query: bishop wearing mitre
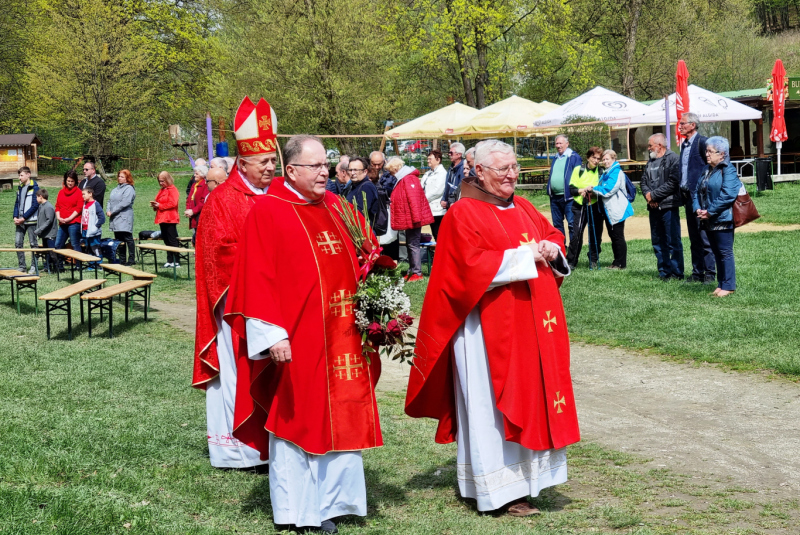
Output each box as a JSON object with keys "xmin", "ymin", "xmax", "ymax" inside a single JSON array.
[
  {"xmin": 192, "ymin": 96, "xmax": 279, "ymax": 468},
  {"xmin": 225, "ymin": 135, "xmax": 382, "ymax": 533},
  {"xmin": 405, "ymin": 139, "xmax": 580, "ymax": 517}
]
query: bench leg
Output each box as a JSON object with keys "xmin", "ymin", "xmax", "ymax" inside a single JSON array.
[
  {"xmin": 80, "ymin": 296, "xmax": 84, "ymax": 325},
  {"xmin": 10, "ymin": 279, "xmax": 15, "ymax": 307},
  {"xmin": 67, "ymin": 298, "xmax": 73, "ymax": 341},
  {"xmin": 108, "ymin": 299, "xmax": 113, "ymax": 338},
  {"xmin": 173, "ymin": 262, "xmax": 177, "ymax": 281},
  {"xmin": 34, "ymin": 284, "xmax": 38, "ymax": 315},
  {"xmin": 125, "ymin": 292, "xmax": 129, "ymax": 322},
  {"xmin": 15, "ymin": 282, "xmax": 20, "ymax": 315},
  {"xmin": 87, "ymin": 301, "xmax": 93, "ymax": 338},
  {"xmin": 145, "ymin": 286, "xmax": 149, "ymax": 321},
  {"xmin": 46, "ymin": 301, "xmax": 52, "ymax": 340},
  {"xmin": 187, "ymin": 254, "xmax": 192, "ymax": 280}
]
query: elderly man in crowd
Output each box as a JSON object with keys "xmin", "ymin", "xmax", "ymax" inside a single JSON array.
[
  {"xmin": 326, "ymin": 160, "xmax": 352, "ymax": 196},
  {"xmin": 406, "ymin": 139, "xmax": 579, "ymax": 518},
  {"xmin": 226, "ymin": 135, "xmax": 383, "ymax": 533},
  {"xmin": 440, "ymin": 142, "xmax": 465, "ymax": 209},
  {"xmin": 210, "ymin": 157, "xmax": 230, "ymax": 175},
  {"xmin": 679, "ymin": 112, "xmax": 714, "ymax": 283},
  {"xmin": 642, "ymin": 133, "xmax": 684, "ymax": 280},
  {"xmin": 192, "ymin": 96, "xmax": 278, "ymax": 470},
  {"xmin": 464, "ymin": 146, "xmax": 477, "ymax": 178},
  {"xmin": 547, "ymin": 134, "xmax": 582, "ymax": 244},
  {"xmin": 205, "ymin": 168, "xmax": 226, "ymax": 197},
  {"xmin": 79, "ymin": 161, "xmax": 106, "ymax": 207}
]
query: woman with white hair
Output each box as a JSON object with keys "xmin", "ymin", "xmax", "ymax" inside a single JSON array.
[
  {"xmin": 406, "ymin": 140, "xmax": 579, "ymax": 517},
  {"xmin": 388, "ymin": 157, "xmax": 433, "ymax": 282},
  {"xmin": 185, "ymin": 165, "xmax": 209, "ymax": 245},
  {"xmin": 420, "ymin": 149, "xmax": 447, "ymax": 239},
  {"xmin": 692, "ymin": 136, "xmax": 741, "ymax": 297},
  {"xmin": 588, "ymin": 149, "xmax": 633, "ymax": 269}
]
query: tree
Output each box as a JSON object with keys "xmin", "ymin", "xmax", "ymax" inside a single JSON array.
[{"xmin": 0, "ymin": 0, "xmax": 33, "ymax": 130}]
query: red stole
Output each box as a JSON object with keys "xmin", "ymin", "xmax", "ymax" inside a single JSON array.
[
  {"xmin": 405, "ymin": 196, "xmax": 580, "ymax": 451},
  {"xmin": 225, "ymin": 182, "xmax": 382, "ymax": 456}
]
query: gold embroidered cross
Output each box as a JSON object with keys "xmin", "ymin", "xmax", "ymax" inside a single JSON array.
[
  {"xmin": 258, "ymin": 115, "xmax": 272, "ymax": 130},
  {"xmin": 553, "ymin": 391, "xmax": 566, "ymax": 414},
  {"xmin": 329, "ymin": 289, "xmax": 354, "ymax": 317},
  {"xmin": 520, "ymin": 232, "xmax": 535, "ymax": 245},
  {"xmin": 333, "ymin": 353, "xmax": 364, "ymax": 381},
  {"xmin": 316, "ymin": 231, "xmax": 344, "ymax": 255},
  {"xmin": 542, "ymin": 310, "xmax": 557, "ymax": 332}
]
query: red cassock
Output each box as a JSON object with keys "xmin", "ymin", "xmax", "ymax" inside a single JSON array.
[
  {"xmin": 225, "ymin": 180, "xmax": 383, "ymax": 456},
  {"xmin": 405, "ymin": 194, "xmax": 581, "ymax": 451},
  {"xmin": 192, "ymin": 166, "xmax": 261, "ymax": 390}
]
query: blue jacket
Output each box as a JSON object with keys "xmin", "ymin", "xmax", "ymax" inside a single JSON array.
[
  {"xmin": 346, "ymin": 178, "xmax": 379, "ymax": 228},
  {"xmin": 692, "ymin": 162, "xmax": 741, "ymax": 226},
  {"xmin": 379, "ymin": 170, "xmax": 397, "ymax": 198},
  {"xmin": 594, "ymin": 162, "xmax": 634, "ymax": 225},
  {"xmin": 441, "ymin": 160, "xmax": 464, "ymax": 206},
  {"xmin": 680, "ymin": 134, "xmax": 708, "ymax": 194},
  {"xmin": 547, "ymin": 151, "xmax": 583, "ymax": 201},
  {"xmin": 326, "ymin": 179, "xmax": 352, "ymax": 196},
  {"xmin": 14, "ymin": 180, "xmax": 40, "ymax": 221}
]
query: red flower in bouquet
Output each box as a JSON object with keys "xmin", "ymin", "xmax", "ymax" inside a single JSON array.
[
  {"xmin": 375, "ymin": 255, "xmax": 398, "ymax": 270},
  {"xmin": 398, "ymin": 313, "xmax": 414, "ymax": 327},
  {"xmin": 367, "ymin": 322, "xmax": 386, "ymax": 345},
  {"xmin": 386, "ymin": 319, "xmax": 403, "ymax": 338}
]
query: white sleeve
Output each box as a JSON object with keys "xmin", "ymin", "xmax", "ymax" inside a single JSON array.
[
  {"xmin": 245, "ymin": 318, "xmax": 289, "ymax": 360},
  {"xmin": 488, "ymin": 245, "xmax": 539, "ymax": 289}
]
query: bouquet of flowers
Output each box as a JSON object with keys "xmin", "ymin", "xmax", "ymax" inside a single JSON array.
[{"xmin": 334, "ymin": 194, "xmax": 416, "ymax": 363}]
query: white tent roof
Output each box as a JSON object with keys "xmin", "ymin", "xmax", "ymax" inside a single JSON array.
[
  {"xmin": 636, "ymin": 84, "xmax": 762, "ymax": 125},
  {"xmin": 532, "ymin": 86, "xmax": 653, "ymax": 128}
]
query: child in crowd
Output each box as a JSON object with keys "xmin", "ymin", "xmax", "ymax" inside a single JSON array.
[
  {"xmin": 80, "ymin": 188, "xmax": 105, "ymax": 271},
  {"xmin": 34, "ymin": 189, "xmax": 58, "ymax": 272}
]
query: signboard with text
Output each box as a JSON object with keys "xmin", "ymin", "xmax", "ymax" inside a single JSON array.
[{"xmin": 789, "ymin": 77, "xmax": 800, "ymax": 99}]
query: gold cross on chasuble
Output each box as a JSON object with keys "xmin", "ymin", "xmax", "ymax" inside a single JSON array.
[
  {"xmin": 542, "ymin": 310, "xmax": 557, "ymax": 332},
  {"xmin": 316, "ymin": 231, "xmax": 344, "ymax": 255},
  {"xmin": 333, "ymin": 353, "xmax": 365, "ymax": 380},
  {"xmin": 553, "ymin": 391, "xmax": 566, "ymax": 413},
  {"xmin": 520, "ymin": 232, "xmax": 535, "ymax": 245},
  {"xmin": 329, "ymin": 289, "xmax": 354, "ymax": 317}
]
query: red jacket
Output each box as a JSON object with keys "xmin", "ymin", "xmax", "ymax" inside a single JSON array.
[
  {"xmin": 390, "ymin": 168, "xmax": 434, "ymax": 230},
  {"xmin": 187, "ymin": 179, "xmax": 209, "ymax": 229},
  {"xmin": 154, "ymin": 185, "xmax": 180, "ymax": 224},
  {"xmin": 55, "ymin": 185, "xmax": 83, "ymax": 224}
]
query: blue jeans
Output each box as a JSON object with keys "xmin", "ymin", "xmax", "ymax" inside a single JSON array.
[
  {"xmin": 684, "ymin": 202, "xmax": 715, "ymax": 280},
  {"xmin": 649, "ymin": 207, "xmax": 684, "ymax": 278},
  {"xmin": 82, "ymin": 234, "xmax": 102, "ymax": 267},
  {"xmin": 14, "ymin": 223, "xmax": 37, "ymax": 270},
  {"xmin": 55, "ymin": 223, "xmax": 81, "ymax": 269},
  {"xmin": 707, "ymin": 229, "xmax": 736, "ymax": 291},
  {"xmin": 549, "ymin": 195, "xmax": 574, "ymax": 244}
]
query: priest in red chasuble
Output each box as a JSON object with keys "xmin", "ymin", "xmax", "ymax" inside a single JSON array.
[
  {"xmin": 225, "ymin": 135, "xmax": 382, "ymax": 533},
  {"xmin": 192, "ymin": 96, "xmax": 278, "ymax": 469},
  {"xmin": 405, "ymin": 139, "xmax": 580, "ymax": 516}
]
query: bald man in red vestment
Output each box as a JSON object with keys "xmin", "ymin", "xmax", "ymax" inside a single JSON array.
[
  {"xmin": 192, "ymin": 96, "xmax": 278, "ymax": 468},
  {"xmin": 225, "ymin": 135, "xmax": 382, "ymax": 534},
  {"xmin": 405, "ymin": 139, "xmax": 580, "ymax": 517}
]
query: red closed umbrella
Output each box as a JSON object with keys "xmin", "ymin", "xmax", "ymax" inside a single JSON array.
[
  {"xmin": 675, "ymin": 60, "xmax": 690, "ymax": 145},
  {"xmin": 771, "ymin": 59, "xmax": 788, "ymax": 175}
]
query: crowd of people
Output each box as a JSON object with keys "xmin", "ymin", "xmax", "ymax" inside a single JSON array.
[{"xmin": 546, "ymin": 112, "xmax": 742, "ymax": 296}]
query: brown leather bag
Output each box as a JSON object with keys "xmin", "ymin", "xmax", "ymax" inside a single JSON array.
[{"xmin": 732, "ymin": 187, "xmax": 760, "ymax": 228}]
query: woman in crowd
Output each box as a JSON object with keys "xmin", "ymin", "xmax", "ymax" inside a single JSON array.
[
  {"xmin": 692, "ymin": 136, "xmax": 741, "ymax": 297},
  {"xmin": 151, "ymin": 171, "xmax": 181, "ymax": 268},
  {"xmin": 588, "ymin": 149, "xmax": 632, "ymax": 269},
  {"xmin": 185, "ymin": 165, "xmax": 209, "ymax": 245},
  {"xmin": 566, "ymin": 147, "xmax": 604, "ymax": 270},
  {"xmin": 380, "ymin": 157, "xmax": 406, "ymax": 261},
  {"xmin": 389, "ymin": 157, "xmax": 433, "ymax": 282},
  {"xmin": 54, "ymin": 170, "xmax": 83, "ymax": 270},
  {"xmin": 107, "ymin": 169, "xmax": 136, "ymax": 265},
  {"xmin": 420, "ymin": 149, "xmax": 447, "ymax": 240}
]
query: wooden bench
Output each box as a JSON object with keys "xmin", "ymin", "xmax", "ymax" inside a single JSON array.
[
  {"xmin": 0, "ymin": 269, "xmax": 41, "ymax": 314},
  {"xmin": 39, "ymin": 279, "xmax": 107, "ymax": 339},
  {"xmin": 138, "ymin": 236, "xmax": 192, "ymax": 248},
  {"xmin": 100, "ymin": 263, "xmax": 158, "ymax": 284},
  {"xmin": 81, "ymin": 279, "xmax": 152, "ymax": 338},
  {"xmin": 0, "ymin": 247, "xmax": 56, "ymax": 275},
  {"xmin": 54, "ymin": 249, "xmax": 102, "ymax": 282},
  {"xmin": 136, "ymin": 243, "xmax": 195, "ymax": 281}
]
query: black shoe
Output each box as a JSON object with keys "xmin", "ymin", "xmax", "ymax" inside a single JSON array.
[
  {"xmin": 685, "ymin": 275, "xmax": 703, "ymax": 283},
  {"xmin": 703, "ymin": 276, "xmax": 717, "ymax": 285},
  {"xmin": 320, "ymin": 520, "xmax": 338, "ymax": 534},
  {"xmin": 567, "ymin": 264, "xmax": 576, "ymax": 271},
  {"xmin": 589, "ymin": 262, "xmax": 598, "ymax": 269},
  {"xmin": 659, "ymin": 275, "xmax": 671, "ymax": 281}
]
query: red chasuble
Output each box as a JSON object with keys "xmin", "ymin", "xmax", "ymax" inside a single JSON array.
[
  {"xmin": 192, "ymin": 167, "xmax": 261, "ymax": 389},
  {"xmin": 225, "ymin": 180, "xmax": 383, "ymax": 456},
  {"xmin": 405, "ymin": 195, "xmax": 581, "ymax": 451}
]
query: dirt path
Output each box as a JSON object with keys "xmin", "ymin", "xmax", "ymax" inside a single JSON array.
[{"xmin": 153, "ymin": 293, "xmax": 800, "ymax": 500}]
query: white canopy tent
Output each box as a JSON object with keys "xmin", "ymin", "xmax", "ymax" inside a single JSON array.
[
  {"xmin": 449, "ymin": 95, "xmax": 560, "ymax": 137},
  {"xmin": 636, "ymin": 84, "xmax": 762, "ymax": 125},
  {"xmin": 532, "ymin": 86, "xmax": 654, "ymax": 128},
  {"xmin": 384, "ymin": 102, "xmax": 480, "ymax": 139}
]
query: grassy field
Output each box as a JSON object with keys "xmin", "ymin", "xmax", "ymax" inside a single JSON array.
[{"xmin": 1, "ymin": 309, "xmax": 797, "ymax": 534}]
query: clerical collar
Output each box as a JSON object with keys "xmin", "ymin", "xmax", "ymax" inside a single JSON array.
[
  {"xmin": 283, "ymin": 181, "xmax": 312, "ymax": 202},
  {"xmin": 244, "ymin": 178, "xmax": 268, "ymax": 195},
  {"xmin": 460, "ymin": 175, "xmax": 514, "ymax": 208}
]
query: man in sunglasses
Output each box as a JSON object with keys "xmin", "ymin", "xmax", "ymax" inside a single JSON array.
[
  {"xmin": 440, "ymin": 142, "xmax": 465, "ymax": 210},
  {"xmin": 79, "ymin": 161, "xmax": 106, "ymax": 207}
]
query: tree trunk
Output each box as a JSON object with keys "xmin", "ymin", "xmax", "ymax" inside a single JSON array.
[
  {"xmin": 475, "ymin": 29, "xmax": 488, "ymax": 109},
  {"xmin": 621, "ymin": 0, "xmax": 643, "ymax": 98},
  {"xmin": 454, "ymin": 31, "xmax": 476, "ymax": 107}
]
